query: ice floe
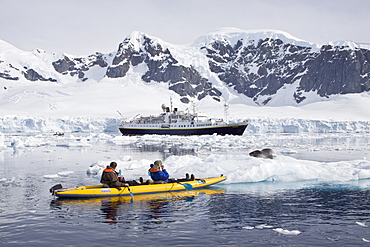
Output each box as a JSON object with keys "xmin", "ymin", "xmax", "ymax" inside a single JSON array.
[
  {"xmin": 356, "ymin": 222, "xmax": 368, "ymax": 227},
  {"xmin": 273, "ymin": 228, "xmax": 302, "ymax": 236}
]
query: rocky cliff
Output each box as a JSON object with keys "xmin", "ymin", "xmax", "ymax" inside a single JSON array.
[{"xmin": 1, "ymin": 29, "xmax": 369, "ymax": 105}]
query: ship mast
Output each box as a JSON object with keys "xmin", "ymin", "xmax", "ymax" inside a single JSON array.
[
  {"xmin": 192, "ymin": 101, "xmax": 196, "ymax": 115},
  {"xmin": 224, "ymin": 103, "xmax": 229, "ymax": 123},
  {"xmin": 191, "ymin": 101, "xmax": 197, "ymax": 121},
  {"xmin": 170, "ymin": 97, "xmax": 173, "ymax": 112}
]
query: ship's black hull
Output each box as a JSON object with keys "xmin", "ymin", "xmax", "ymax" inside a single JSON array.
[{"xmin": 119, "ymin": 124, "xmax": 248, "ymax": 136}]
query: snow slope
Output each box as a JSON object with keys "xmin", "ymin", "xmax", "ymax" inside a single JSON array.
[{"xmin": 0, "ymin": 73, "xmax": 370, "ymax": 134}]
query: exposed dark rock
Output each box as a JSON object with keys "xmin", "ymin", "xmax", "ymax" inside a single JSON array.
[
  {"xmin": 52, "ymin": 56, "xmax": 76, "ymax": 73},
  {"xmin": 0, "ymin": 72, "xmax": 19, "ymax": 80},
  {"xmin": 106, "ymin": 63, "xmax": 130, "ymax": 78},
  {"xmin": 107, "ymin": 34, "xmax": 222, "ymax": 101},
  {"xmin": 23, "ymin": 69, "xmax": 57, "ymax": 82},
  {"xmin": 52, "ymin": 53, "xmax": 108, "ymax": 81},
  {"xmin": 204, "ymin": 37, "xmax": 370, "ymax": 104},
  {"xmin": 299, "ymin": 48, "xmax": 370, "ymax": 96}
]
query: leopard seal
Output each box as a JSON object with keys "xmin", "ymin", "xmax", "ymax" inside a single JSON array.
[{"xmin": 249, "ymin": 148, "xmax": 276, "ymax": 159}]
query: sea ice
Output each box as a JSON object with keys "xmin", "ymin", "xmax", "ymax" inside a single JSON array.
[
  {"xmin": 356, "ymin": 222, "xmax": 368, "ymax": 227},
  {"xmin": 255, "ymin": 224, "xmax": 274, "ymax": 229},
  {"xmin": 57, "ymin": 171, "xmax": 74, "ymax": 177},
  {"xmin": 43, "ymin": 174, "xmax": 59, "ymax": 179},
  {"xmin": 273, "ymin": 228, "xmax": 302, "ymax": 236}
]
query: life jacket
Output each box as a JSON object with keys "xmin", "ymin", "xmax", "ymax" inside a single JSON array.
[
  {"xmin": 103, "ymin": 168, "xmax": 119, "ymax": 179},
  {"xmin": 149, "ymin": 167, "xmax": 160, "ymax": 173},
  {"xmin": 148, "ymin": 168, "xmax": 169, "ymax": 182},
  {"xmin": 148, "ymin": 163, "xmax": 160, "ymax": 175}
]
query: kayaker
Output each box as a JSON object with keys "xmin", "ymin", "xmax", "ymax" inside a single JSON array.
[
  {"xmin": 100, "ymin": 161, "xmax": 129, "ymax": 188},
  {"xmin": 148, "ymin": 160, "xmax": 170, "ymax": 183}
]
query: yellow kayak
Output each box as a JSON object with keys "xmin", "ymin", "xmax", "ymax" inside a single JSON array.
[
  {"xmin": 51, "ymin": 175, "xmax": 226, "ymax": 198},
  {"xmin": 54, "ymin": 189, "xmax": 226, "ymax": 205}
]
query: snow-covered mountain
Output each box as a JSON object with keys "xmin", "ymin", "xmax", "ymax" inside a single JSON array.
[
  {"xmin": 196, "ymin": 29, "xmax": 370, "ymax": 105},
  {"xmin": 1, "ymin": 28, "xmax": 370, "ymax": 134},
  {"xmin": 1, "ymin": 28, "xmax": 370, "ymax": 106}
]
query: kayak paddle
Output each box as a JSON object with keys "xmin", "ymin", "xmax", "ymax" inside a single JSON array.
[
  {"xmin": 127, "ymin": 186, "xmax": 134, "ymax": 199},
  {"xmin": 178, "ymin": 182, "xmax": 193, "ymax": 190}
]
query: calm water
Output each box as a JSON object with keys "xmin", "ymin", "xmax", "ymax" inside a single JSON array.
[{"xmin": 1, "ymin": 134, "xmax": 370, "ymax": 246}]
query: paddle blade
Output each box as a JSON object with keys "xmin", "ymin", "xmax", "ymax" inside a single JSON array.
[
  {"xmin": 181, "ymin": 183, "xmax": 193, "ymax": 190},
  {"xmin": 127, "ymin": 187, "xmax": 134, "ymax": 199}
]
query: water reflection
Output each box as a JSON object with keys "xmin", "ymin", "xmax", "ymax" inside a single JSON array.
[
  {"xmin": 130, "ymin": 143, "xmax": 197, "ymax": 160},
  {"xmin": 100, "ymin": 197, "xmax": 124, "ymax": 224},
  {"xmin": 50, "ymin": 189, "xmax": 225, "ymax": 224}
]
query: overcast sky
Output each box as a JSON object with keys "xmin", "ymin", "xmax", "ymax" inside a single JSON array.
[{"xmin": 1, "ymin": 0, "xmax": 369, "ymax": 55}]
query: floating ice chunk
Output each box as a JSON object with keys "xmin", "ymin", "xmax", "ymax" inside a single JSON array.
[
  {"xmin": 0, "ymin": 136, "xmax": 6, "ymax": 149},
  {"xmin": 273, "ymin": 228, "xmax": 301, "ymax": 236},
  {"xmin": 11, "ymin": 139, "xmax": 25, "ymax": 149},
  {"xmin": 57, "ymin": 171, "xmax": 74, "ymax": 177},
  {"xmin": 280, "ymin": 149, "xmax": 298, "ymax": 154},
  {"xmin": 0, "ymin": 178, "xmax": 7, "ymax": 183},
  {"xmin": 87, "ymin": 163, "xmax": 104, "ymax": 175},
  {"xmin": 356, "ymin": 222, "xmax": 368, "ymax": 227},
  {"xmin": 326, "ymin": 236, "xmax": 339, "ymax": 241},
  {"xmin": 43, "ymin": 174, "xmax": 59, "ymax": 179},
  {"xmin": 363, "ymin": 238, "xmax": 370, "ymax": 242},
  {"xmin": 255, "ymin": 224, "xmax": 274, "ymax": 229},
  {"xmin": 2, "ymin": 177, "xmax": 16, "ymax": 184},
  {"xmin": 86, "ymin": 158, "xmax": 143, "ymax": 176},
  {"xmin": 85, "ymin": 152, "xmax": 370, "ymax": 185},
  {"xmin": 66, "ymin": 140, "xmax": 93, "ymax": 147},
  {"xmin": 0, "ymin": 132, "xmax": 5, "ymax": 149},
  {"xmin": 242, "ymin": 226, "xmax": 254, "ymax": 230},
  {"xmin": 57, "ymin": 138, "xmax": 93, "ymax": 147},
  {"xmin": 121, "ymin": 155, "xmax": 132, "ymax": 161}
]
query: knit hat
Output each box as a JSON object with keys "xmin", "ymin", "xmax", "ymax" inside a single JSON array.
[{"xmin": 152, "ymin": 160, "xmax": 162, "ymax": 170}]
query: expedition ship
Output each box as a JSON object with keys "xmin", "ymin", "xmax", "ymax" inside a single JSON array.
[{"xmin": 118, "ymin": 103, "xmax": 248, "ymax": 136}]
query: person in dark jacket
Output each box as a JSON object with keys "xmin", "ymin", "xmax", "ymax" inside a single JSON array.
[
  {"xmin": 148, "ymin": 160, "xmax": 169, "ymax": 183},
  {"xmin": 100, "ymin": 161, "xmax": 129, "ymax": 188}
]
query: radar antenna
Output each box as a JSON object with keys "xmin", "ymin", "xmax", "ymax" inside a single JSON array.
[
  {"xmin": 161, "ymin": 104, "xmax": 167, "ymax": 112},
  {"xmin": 117, "ymin": 110, "xmax": 124, "ymax": 117}
]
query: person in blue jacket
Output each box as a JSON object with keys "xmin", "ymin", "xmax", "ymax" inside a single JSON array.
[{"xmin": 148, "ymin": 160, "xmax": 169, "ymax": 183}]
